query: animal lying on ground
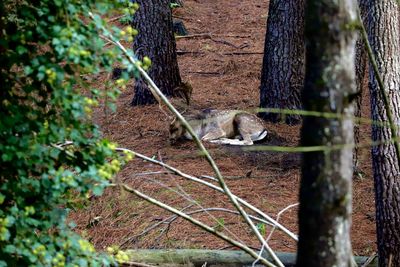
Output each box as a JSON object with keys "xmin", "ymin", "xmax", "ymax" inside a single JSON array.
[{"xmin": 169, "ymin": 109, "xmax": 268, "ymax": 145}]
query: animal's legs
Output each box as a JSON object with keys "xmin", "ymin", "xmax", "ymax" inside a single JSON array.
[
  {"xmin": 201, "ymin": 128, "xmax": 226, "ymax": 141},
  {"xmin": 209, "ymin": 138, "xmax": 251, "ymax": 145},
  {"xmin": 234, "ymin": 114, "xmax": 266, "ymax": 144}
]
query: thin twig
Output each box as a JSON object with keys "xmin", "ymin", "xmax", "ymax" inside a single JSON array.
[
  {"xmin": 133, "ymin": 171, "xmax": 171, "ymax": 177},
  {"xmin": 121, "ymin": 261, "xmax": 158, "ymax": 267},
  {"xmin": 221, "ymin": 51, "xmax": 263, "ymax": 55},
  {"xmin": 149, "ymin": 207, "xmax": 274, "ymax": 249},
  {"xmin": 120, "ymin": 205, "xmax": 194, "ymax": 248},
  {"xmin": 266, "ymin": 203, "xmax": 299, "ymax": 242},
  {"xmin": 187, "ymin": 71, "xmax": 221, "ymax": 75},
  {"xmin": 176, "ymin": 33, "xmax": 251, "ymax": 39},
  {"xmin": 361, "ymin": 253, "xmax": 377, "ymax": 267},
  {"xmin": 252, "ymin": 203, "xmax": 299, "ymax": 267},
  {"xmin": 176, "ymin": 33, "xmax": 213, "ymax": 39},
  {"xmin": 117, "ymin": 184, "xmax": 276, "ymax": 267},
  {"xmin": 116, "ymin": 147, "xmax": 298, "ymax": 242},
  {"xmin": 125, "ymin": 206, "xmax": 275, "ymax": 247},
  {"xmin": 108, "ymin": 14, "xmax": 126, "ymax": 23},
  {"xmin": 176, "ymin": 50, "xmax": 205, "ymax": 55},
  {"xmin": 135, "ymin": 173, "xmax": 247, "ymax": 245}
]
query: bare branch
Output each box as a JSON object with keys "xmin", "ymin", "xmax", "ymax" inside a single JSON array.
[
  {"xmin": 252, "ymin": 203, "xmax": 299, "ymax": 267},
  {"xmin": 266, "ymin": 203, "xmax": 299, "ymax": 242},
  {"xmin": 116, "ymin": 147, "xmax": 298, "ymax": 242},
  {"xmin": 116, "ymin": 183, "xmax": 277, "ymax": 267}
]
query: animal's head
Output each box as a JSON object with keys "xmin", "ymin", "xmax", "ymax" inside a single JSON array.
[{"xmin": 169, "ymin": 118, "xmax": 185, "ymax": 145}]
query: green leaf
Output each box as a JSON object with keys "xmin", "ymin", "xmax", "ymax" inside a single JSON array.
[{"xmin": 92, "ymin": 186, "xmax": 103, "ymax": 196}]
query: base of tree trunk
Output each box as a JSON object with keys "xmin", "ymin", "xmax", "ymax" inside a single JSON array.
[
  {"xmin": 259, "ymin": 112, "xmax": 302, "ymax": 126},
  {"xmin": 131, "ymin": 80, "xmax": 157, "ymax": 106}
]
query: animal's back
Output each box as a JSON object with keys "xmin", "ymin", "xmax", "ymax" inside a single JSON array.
[{"xmin": 170, "ymin": 109, "xmax": 267, "ymax": 145}]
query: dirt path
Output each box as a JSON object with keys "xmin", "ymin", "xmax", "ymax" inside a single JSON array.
[{"xmin": 70, "ymin": 0, "xmax": 376, "ymax": 255}]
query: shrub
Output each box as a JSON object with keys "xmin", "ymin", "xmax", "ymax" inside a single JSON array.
[{"xmin": 0, "ymin": 0, "xmax": 137, "ymax": 265}]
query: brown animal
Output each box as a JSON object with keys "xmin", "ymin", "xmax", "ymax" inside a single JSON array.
[{"xmin": 169, "ymin": 109, "xmax": 267, "ymax": 145}]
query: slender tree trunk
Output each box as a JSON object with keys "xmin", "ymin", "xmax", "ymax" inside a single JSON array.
[
  {"xmin": 364, "ymin": 0, "xmax": 400, "ymax": 265},
  {"xmin": 259, "ymin": 0, "xmax": 305, "ymax": 125},
  {"xmin": 131, "ymin": 0, "xmax": 182, "ymax": 106},
  {"xmin": 296, "ymin": 0, "xmax": 357, "ymax": 266},
  {"xmin": 353, "ymin": 1, "xmax": 368, "ymax": 174}
]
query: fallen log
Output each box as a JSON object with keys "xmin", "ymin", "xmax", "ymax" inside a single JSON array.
[{"xmin": 125, "ymin": 249, "xmax": 378, "ymax": 267}]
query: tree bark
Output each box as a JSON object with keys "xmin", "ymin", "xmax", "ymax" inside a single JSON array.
[
  {"xmin": 353, "ymin": 1, "xmax": 368, "ymax": 174},
  {"xmin": 363, "ymin": 0, "xmax": 400, "ymax": 265},
  {"xmin": 131, "ymin": 0, "xmax": 182, "ymax": 106},
  {"xmin": 259, "ymin": 0, "xmax": 305, "ymax": 125},
  {"xmin": 296, "ymin": 0, "xmax": 357, "ymax": 266}
]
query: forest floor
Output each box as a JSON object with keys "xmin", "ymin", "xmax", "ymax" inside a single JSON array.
[{"xmin": 70, "ymin": 0, "xmax": 377, "ymax": 257}]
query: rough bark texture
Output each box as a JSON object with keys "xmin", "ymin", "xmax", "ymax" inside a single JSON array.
[
  {"xmin": 353, "ymin": 1, "xmax": 368, "ymax": 173},
  {"xmin": 296, "ymin": 0, "xmax": 357, "ymax": 266},
  {"xmin": 259, "ymin": 0, "xmax": 305, "ymax": 125},
  {"xmin": 131, "ymin": 0, "xmax": 182, "ymax": 106},
  {"xmin": 364, "ymin": 0, "xmax": 400, "ymax": 266}
]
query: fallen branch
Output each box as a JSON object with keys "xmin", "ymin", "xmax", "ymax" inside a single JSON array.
[
  {"xmin": 124, "ymin": 249, "xmax": 378, "ymax": 267},
  {"xmin": 116, "ymin": 147, "xmax": 298, "ymax": 242},
  {"xmin": 187, "ymin": 71, "xmax": 221, "ymax": 75},
  {"xmin": 121, "ymin": 261, "xmax": 157, "ymax": 267},
  {"xmin": 175, "ymin": 33, "xmax": 214, "ymax": 39},
  {"xmin": 176, "ymin": 50, "xmax": 205, "ymax": 55},
  {"xmin": 120, "ymin": 205, "xmax": 194, "ymax": 248},
  {"xmin": 121, "ymin": 207, "xmax": 274, "ymax": 248},
  {"xmin": 221, "ymin": 51, "xmax": 264, "ymax": 55},
  {"xmin": 177, "ymin": 33, "xmax": 249, "ymax": 49},
  {"xmin": 176, "ymin": 33, "xmax": 251, "ymax": 39}
]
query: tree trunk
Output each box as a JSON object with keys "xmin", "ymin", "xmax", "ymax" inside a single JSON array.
[
  {"xmin": 353, "ymin": 1, "xmax": 368, "ymax": 174},
  {"xmin": 259, "ymin": 0, "xmax": 305, "ymax": 125},
  {"xmin": 364, "ymin": 0, "xmax": 400, "ymax": 265},
  {"xmin": 131, "ymin": 0, "xmax": 182, "ymax": 106},
  {"xmin": 296, "ymin": 0, "xmax": 357, "ymax": 266}
]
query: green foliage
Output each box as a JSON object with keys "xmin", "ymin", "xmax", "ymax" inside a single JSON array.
[
  {"xmin": 256, "ymin": 223, "xmax": 267, "ymax": 236},
  {"xmin": 213, "ymin": 218, "xmax": 225, "ymax": 232},
  {"xmin": 169, "ymin": 0, "xmax": 183, "ymax": 9},
  {"xmin": 118, "ymin": 15, "xmax": 132, "ymax": 25},
  {"xmin": 170, "ymin": 3, "xmax": 181, "ymax": 9},
  {"xmin": 0, "ymin": 0, "xmax": 138, "ymax": 265}
]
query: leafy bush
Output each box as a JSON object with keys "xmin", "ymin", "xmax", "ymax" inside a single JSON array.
[{"xmin": 0, "ymin": 0, "xmax": 138, "ymax": 265}]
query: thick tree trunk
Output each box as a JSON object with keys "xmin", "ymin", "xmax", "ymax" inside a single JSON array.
[
  {"xmin": 259, "ymin": 0, "xmax": 305, "ymax": 125},
  {"xmin": 353, "ymin": 2, "xmax": 368, "ymax": 174},
  {"xmin": 364, "ymin": 0, "xmax": 400, "ymax": 265},
  {"xmin": 296, "ymin": 0, "xmax": 357, "ymax": 266},
  {"xmin": 131, "ymin": 0, "xmax": 182, "ymax": 106}
]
